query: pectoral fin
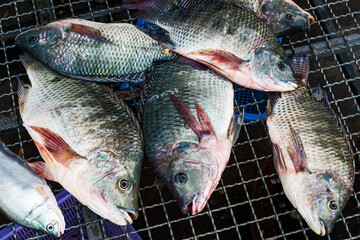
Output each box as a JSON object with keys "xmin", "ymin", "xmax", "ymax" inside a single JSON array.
[
  {"xmin": 169, "ymin": 93, "xmax": 217, "ymax": 141},
  {"xmin": 228, "ymin": 111, "xmax": 244, "ymax": 145},
  {"xmin": 16, "ymin": 75, "xmax": 31, "ymax": 115},
  {"xmin": 67, "ymin": 23, "xmax": 112, "ymax": 44},
  {"xmin": 287, "ymin": 125, "xmax": 308, "ymax": 173},
  {"xmin": 28, "ymin": 161, "xmax": 56, "ymax": 182},
  {"xmin": 29, "ymin": 126, "xmax": 84, "ymax": 167}
]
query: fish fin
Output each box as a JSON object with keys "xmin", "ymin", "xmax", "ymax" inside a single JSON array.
[
  {"xmin": 267, "ymin": 92, "xmax": 281, "ymax": 116},
  {"xmin": 136, "ymin": 27, "xmax": 174, "ymax": 48},
  {"xmin": 169, "ymin": 93, "xmax": 216, "ymax": 141},
  {"xmin": 27, "ymin": 161, "xmax": 56, "ymax": 182},
  {"xmin": 287, "ymin": 125, "xmax": 308, "ymax": 173},
  {"xmin": 288, "ymin": 53, "xmax": 309, "ymax": 84},
  {"xmin": 62, "ymin": 72, "xmax": 147, "ymax": 83},
  {"xmin": 16, "ymin": 75, "xmax": 31, "ymax": 115},
  {"xmin": 29, "ymin": 126, "xmax": 83, "ymax": 167},
  {"xmin": 272, "ymin": 143, "xmax": 287, "ymax": 173},
  {"xmin": 122, "ymin": 0, "xmax": 176, "ymax": 21},
  {"xmin": 228, "ymin": 111, "xmax": 244, "ymax": 145},
  {"xmin": 104, "ymin": 87, "xmax": 143, "ymax": 139},
  {"xmin": 19, "ymin": 53, "xmax": 36, "ymax": 70},
  {"xmin": 171, "ymin": 54, "xmax": 208, "ymax": 71},
  {"xmin": 66, "ymin": 23, "xmax": 112, "ymax": 44}
]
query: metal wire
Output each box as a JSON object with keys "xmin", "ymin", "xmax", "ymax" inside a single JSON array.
[{"xmin": 0, "ymin": 0, "xmax": 359, "ymax": 239}]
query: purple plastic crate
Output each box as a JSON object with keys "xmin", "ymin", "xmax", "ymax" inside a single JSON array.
[{"xmin": 0, "ymin": 190, "xmax": 141, "ymax": 240}]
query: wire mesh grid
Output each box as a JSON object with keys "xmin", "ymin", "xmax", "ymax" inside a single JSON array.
[{"xmin": 0, "ymin": 0, "xmax": 359, "ymax": 239}]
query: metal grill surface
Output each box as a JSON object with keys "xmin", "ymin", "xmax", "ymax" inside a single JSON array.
[{"xmin": 0, "ymin": 0, "xmax": 359, "ymax": 239}]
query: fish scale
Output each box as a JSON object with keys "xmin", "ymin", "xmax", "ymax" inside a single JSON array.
[{"xmin": 268, "ymin": 85, "xmax": 354, "ymax": 187}]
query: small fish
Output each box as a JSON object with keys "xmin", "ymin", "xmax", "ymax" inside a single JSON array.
[
  {"xmin": 142, "ymin": 61, "xmax": 243, "ymax": 214},
  {"xmin": 0, "ymin": 141, "xmax": 65, "ymax": 236},
  {"xmin": 266, "ymin": 54, "xmax": 355, "ymax": 235},
  {"xmin": 15, "ymin": 18, "xmax": 173, "ymax": 82},
  {"xmin": 182, "ymin": 0, "xmax": 315, "ymax": 36},
  {"xmin": 123, "ymin": 0, "xmax": 297, "ymax": 92},
  {"xmin": 18, "ymin": 53, "xmax": 143, "ymax": 225}
]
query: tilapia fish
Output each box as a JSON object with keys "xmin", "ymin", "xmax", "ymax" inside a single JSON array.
[
  {"xmin": 15, "ymin": 18, "xmax": 173, "ymax": 82},
  {"xmin": 123, "ymin": 0, "xmax": 297, "ymax": 91},
  {"xmin": 18, "ymin": 53, "xmax": 143, "ymax": 225},
  {"xmin": 181, "ymin": 0, "xmax": 314, "ymax": 36},
  {"xmin": 142, "ymin": 61, "xmax": 242, "ymax": 214},
  {"xmin": 0, "ymin": 141, "xmax": 65, "ymax": 236},
  {"xmin": 266, "ymin": 54, "xmax": 355, "ymax": 235}
]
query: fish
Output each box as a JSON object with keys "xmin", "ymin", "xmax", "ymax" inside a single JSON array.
[
  {"xmin": 176, "ymin": 0, "xmax": 315, "ymax": 36},
  {"xmin": 122, "ymin": 0, "xmax": 298, "ymax": 92},
  {"xmin": 15, "ymin": 18, "xmax": 174, "ymax": 82},
  {"xmin": 142, "ymin": 60, "xmax": 243, "ymax": 215},
  {"xmin": 18, "ymin": 53, "xmax": 143, "ymax": 225},
  {"xmin": 0, "ymin": 141, "xmax": 65, "ymax": 236},
  {"xmin": 266, "ymin": 54, "xmax": 355, "ymax": 235}
]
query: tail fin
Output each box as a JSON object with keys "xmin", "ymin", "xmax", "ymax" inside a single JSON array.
[{"xmin": 288, "ymin": 53, "xmax": 309, "ymax": 84}]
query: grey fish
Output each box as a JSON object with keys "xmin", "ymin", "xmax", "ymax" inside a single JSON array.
[
  {"xmin": 142, "ymin": 61, "xmax": 242, "ymax": 214},
  {"xmin": 0, "ymin": 141, "xmax": 65, "ymax": 236},
  {"xmin": 18, "ymin": 53, "xmax": 143, "ymax": 225},
  {"xmin": 122, "ymin": 0, "xmax": 297, "ymax": 92},
  {"xmin": 15, "ymin": 18, "xmax": 173, "ymax": 82},
  {"xmin": 266, "ymin": 54, "xmax": 355, "ymax": 235}
]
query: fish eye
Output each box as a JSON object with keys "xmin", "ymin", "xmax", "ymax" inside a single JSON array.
[
  {"xmin": 278, "ymin": 62, "xmax": 287, "ymax": 71},
  {"xmin": 328, "ymin": 200, "xmax": 338, "ymax": 211},
  {"xmin": 46, "ymin": 223, "xmax": 54, "ymax": 232},
  {"xmin": 118, "ymin": 178, "xmax": 131, "ymax": 191},
  {"xmin": 286, "ymin": 13, "xmax": 295, "ymax": 21},
  {"xmin": 28, "ymin": 35, "xmax": 39, "ymax": 43},
  {"xmin": 174, "ymin": 172, "xmax": 187, "ymax": 184}
]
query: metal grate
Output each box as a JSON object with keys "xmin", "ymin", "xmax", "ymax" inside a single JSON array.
[{"xmin": 0, "ymin": 0, "xmax": 360, "ymax": 239}]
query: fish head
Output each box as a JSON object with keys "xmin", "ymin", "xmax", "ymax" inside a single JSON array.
[
  {"xmin": 260, "ymin": 0, "xmax": 315, "ymax": 35},
  {"xmin": 15, "ymin": 22, "xmax": 62, "ymax": 62},
  {"xmin": 250, "ymin": 47, "xmax": 297, "ymax": 91},
  {"xmin": 77, "ymin": 150, "xmax": 140, "ymax": 225},
  {"xmin": 295, "ymin": 172, "xmax": 351, "ymax": 236},
  {"xmin": 156, "ymin": 142, "xmax": 219, "ymax": 215},
  {"xmin": 27, "ymin": 186, "xmax": 65, "ymax": 236}
]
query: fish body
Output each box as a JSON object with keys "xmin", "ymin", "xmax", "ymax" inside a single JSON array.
[
  {"xmin": 179, "ymin": 0, "xmax": 314, "ymax": 36},
  {"xmin": 18, "ymin": 54, "xmax": 143, "ymax": 225},
  {"xmin": 0, "ymin": 141, "xmax": 65, "ymax": 236},
  {"xmin": 266, "ymin": 54, "xmax": 354, "ymax": 235},
  {"xmin": 123, "ymin": 0, "xmax": 297, "ymax": 91},
  {"xmin": 142, "ymin": 61, "xmax": 241, "ymax": 214},
  {"xmin": 15, "ymin": 19, "xmax": 173, "ymax": 82}
]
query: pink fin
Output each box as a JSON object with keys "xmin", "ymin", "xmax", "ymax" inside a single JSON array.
[
  {"xmin": 172, "ymin": 54, "xmax": 208, "ymax": 71},
  {"xmin": 28, "ymin": 161, "xmax": 56, "ymax": 182},
  {"xmin": 169, "ymin": 93, "xmax": 216, "ymax": 141},
  {"xmin": 272, "ymin": 143, "xmax": 287, "ymax": 173},
  {"xmin": 30, "ymin": 126, "xmax": 83, "ymax": 167},
  {"xmin": 68, "ymin": 23, "xmax": 112, "ymax": 44},
  {"xmin": 288, "ymin": 54, "xmax": 309, "ymax": 84},
  {"xmin": 287, "ymin": 126, "xmax": 308, "ymax": 173}
]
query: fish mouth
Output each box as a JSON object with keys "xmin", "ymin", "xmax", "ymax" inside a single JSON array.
[
  {"xmin": 303, "ymin": 15, "xmax": 315, "ymax": 32},
  {"xmin": 182, "ymin": 194, "xmax": 198, "ymax": 215},
  {"xmin": 256, "ymin": 80, "xmax": 297, "ymax": 92},
  {"xmin": 116, "ymin": 206, "xmax": 138, "ymax": 225}
]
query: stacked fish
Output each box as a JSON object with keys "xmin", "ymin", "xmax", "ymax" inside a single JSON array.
[{"xmin": 0, "ymin": 0, "xmax": 353, "ymax": 237}]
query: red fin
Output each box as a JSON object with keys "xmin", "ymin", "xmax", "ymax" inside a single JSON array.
[
  {"xmin": 68, "ymin": 23, "xmax": 112, "ymax": 44},
  {"xmin": 169, "ymin": 93, "xmax": 216, "ymax": 140},
  {"xmin": 184, "ymin": 49, "xmax": 245, "ymax": 73},
  {"xmin": 287, "ymin": 125, "xmax": 308, "ymax": 173},
  {"xmin": 28, "ymin": 161, "xmax": 56, "ymax": 182},
  {"xmin": 272, "ymin": 143, "xmax": 287, "ymax": 173},
  {"xmin": 30, "ymin": 126, "xmax": 83, "ymax": 167},
  {"xmin": 288, "ymin": 53, "xmax": 309, "ymax": 84},
  {"xmin": 172, "ymin": 54, "xmax": 208, "ymax": 71}
]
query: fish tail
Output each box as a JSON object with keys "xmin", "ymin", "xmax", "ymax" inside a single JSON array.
[{"xmin": 288, "ymin": 53, "xmax": 309, "ymax": 84}]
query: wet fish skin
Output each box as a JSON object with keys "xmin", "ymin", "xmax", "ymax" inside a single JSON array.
[
  {"xmin": 15, "ymin": 18, "xmax": 173, "ymax": 82},
  {"xmin": 18, "ymin": 53, "xmax": 143, "ymax": 225},
  {"xmin": 123, "ymin": 0, "xmax": 297, "ymax": 92},
  {"xmin": 142, "ymin": 61, "xmax": 240, "ymax": 214},
  {"xmin": 0, "ymin": 141, "xmax": 65, "ymax": 236},
  {"xmin": 266, "ymin": 54, "xmax": 354, "ymax": 236}
]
